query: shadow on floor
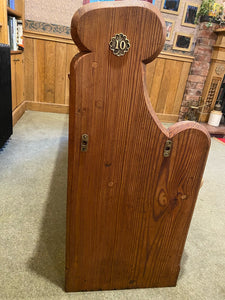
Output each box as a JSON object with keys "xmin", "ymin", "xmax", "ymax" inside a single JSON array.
[
  {"xmin": 178, "ymin": 251, "xmax": 188, "ymax": 280},
  {"xmin": 28, "ymin": 132, "xmax": 68, "ymax": 289}
]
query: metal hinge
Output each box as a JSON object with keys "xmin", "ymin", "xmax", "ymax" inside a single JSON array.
[
  {"xmin": 164, "ymin": 139, "xmax": 173, "ymax": 157},
  {"xmin": 81, "ymin": 134, "xmax": 89, "ymax": 152}
]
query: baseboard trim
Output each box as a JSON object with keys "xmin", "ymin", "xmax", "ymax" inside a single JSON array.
[
  {"xmin": 12, "ymin": 101, "xmax": 26, "ymax": 126},
  {"xmin": 26, "ymin": 101, "xmax": 69, "ymax": 114},
  {"xmin": 12, "ymin": 101, "xmax": 69, "ymax": 126},
  {"xmin": 156, "ymin": 113, "xmax": 178, "ymax": 123},
  {"xmin": 13, "ymin": 101, "xmax": 178, "ymax": 126},
  {"xmin": 26, "ymin": 103, "xmax": 177, "ymax": 122}
]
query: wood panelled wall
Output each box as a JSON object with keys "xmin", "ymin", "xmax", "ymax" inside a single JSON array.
[
  {"xmin": 146, "ymin": 53, "xmax": 192, "ymax": 122},
  {"xmin": 24, "ymin": 31, "xmax": 193, "ymax": 122},
  {"xmin": 24, "ymin": 31, "xmax": 78, "ymax": 111}
]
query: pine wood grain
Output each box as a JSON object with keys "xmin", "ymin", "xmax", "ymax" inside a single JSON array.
[
  {"xmin": 11, "ymin": 54, "xmax": 24, "ymax": 110},
  {"xmin": 173, "ymin": 62, "xmax": 191, "ymax": 115},
  {"xmin": 146, "ymin": 60, "xmax": 157, "ymax": 97},
  {"xmin": 24, "ymin": 34, "xmax": 77, "ymax": 104},
  {"xmin": 25, "ymin": 101, "xmax": 69, "ymax": 114},
  {"xmin": 156, "ymin": 59, "xmax": 174, "ymax": 113},
  {"xmin": 164, "ymin": 60, "xmax": 183, "ymax": 114},
  {"xmin": 44, "ymin": 41, "xmax": 55, "ymax": 103},
  {"xmin": 148, "ymin": 58, "xmax": 166, "ymax": 110},
  {"xmin": 24, "ymin": 38, "xmax": 34, "ymax": 101},
  {"xmin": 23, "ymin": 32, "xmax": 191, "ymax": 121},
  {"xmin": 35, "ymin": 39, "xmax": 45, "ymax": 102},
  {"xmin": 55, "ymin": 43, "xmax": 67, "ymax": 104},
  {"xmin": 10, "ymin": 56, "xmax": 17, "ymax": 110},
  {"xmin": 15, "ymin": 54, "xmax": 24, "ymax": 106},
  {"xmin": 66, "ymin": 1, "xmax": 210, "ymax": 292}
]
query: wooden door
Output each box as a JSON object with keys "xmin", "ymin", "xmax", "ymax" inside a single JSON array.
[{"xmin": 66, "ymin": 1, "xmax": 210, "ymax": 292}]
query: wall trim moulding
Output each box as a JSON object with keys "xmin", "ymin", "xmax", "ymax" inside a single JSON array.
[
  {"xmin": 159, "ymin": 51, "xmax": 194, "ymax": 63},
  {"xmin": 23, "ymin": 30, "xmax": 74, "ymax": 44},
  {"xmin": 25, "ymin": 20, "xmax": 70, "ymax": 37},
  {"xmin": 25, "ymin": 19, "xmax": 194, "ymax": 56},
  {"xmin": 23, "ymin": 29, "xmax": 194, "ymax": 62}
]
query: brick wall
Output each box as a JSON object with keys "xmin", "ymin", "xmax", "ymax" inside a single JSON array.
[{"xmin": 179, "ymin": 22, "xmax": 218, "ymax": 120}]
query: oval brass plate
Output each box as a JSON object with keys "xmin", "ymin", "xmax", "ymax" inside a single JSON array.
[{"xmin": 109, "ymin": 33, "xmax": 130, "ymax": 57}]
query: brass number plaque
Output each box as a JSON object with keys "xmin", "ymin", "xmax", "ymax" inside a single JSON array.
[{"xmin": 109, "ymin": 33, "xmax": 130, "ymax": 57}]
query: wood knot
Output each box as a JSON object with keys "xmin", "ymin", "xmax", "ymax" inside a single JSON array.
[
  {"xmin": 108, "ymin": 181, "xmax": 114, "ymax": 187},
  {"xmin": 92, "ymin": 62, "xmax": 98, "ymax": 68},
  {"xmin": 105, "ymin": 162, "xmax": 112, "ymax": 167},
  {"xmin": 158, "ymin": 190, "xmax": 168, "ymax": 207},
  {"xmin": 95, "ymin": 100, "xmax": 104, "ymax": 109}
]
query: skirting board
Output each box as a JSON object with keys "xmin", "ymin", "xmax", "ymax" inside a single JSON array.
[
  {"xmin": 26, "ymin": 101, "xmax": 69, "ymax": 114},
  {"xmin": 12, "ymin": 101, "xmax": 27, "ymax": 126},
  {"xmin": 156, "ymin": 113, "xmax": 178, "ymax": 123},
  {"xmin": 12, "ymin": 101, "xmax": 69, "ymax": 126},
  {"xmin": 12, "ymin": 101, "xmax": 177, "ymax": 126}
]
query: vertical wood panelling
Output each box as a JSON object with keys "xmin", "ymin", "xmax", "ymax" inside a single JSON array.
[
  {"xmin": 33, "ymin": 40, "xmax": 37, "ymax": 102},
  {"xmin": 155, "ymin": 59, "xmax": 173, "ymax": 113},
  {"xmin": 35, "ymin": 39, "xmax": 45, "ymax": 102},
  {"xmin": 44, "ymin": 41, "xmax": 56, "ymax": 103},
  {"xmin": 146, "ymin": 59, "xmax": 156, "ymax": 97},
  {"xmin": 24, "ymin": 38, "xmax": 34, "ymax": 101},
  {"xmin": 172, "ymin": 62, "xmax": 191, "ymax": 115},
  {"xmin": 24, "ymin": 34, "xmax": 77, "ymax": 105},
  {"xmin": 55, "ymin": 43, "xmax": 67, "ymax": 104},
  {"xmin": 146, "ymin": 58, "xmax": 191, "ymax": 119},
  {"xmin": 163, "ymin": 61, "xmax": 183, "ymax": 114},
  {"xmin": 147, "ymin": 58, "xmax": 166, "ymax": 110},
  {"xmin": 23, "ymin": 33, "xmax": 192, "ymax": 122}
]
